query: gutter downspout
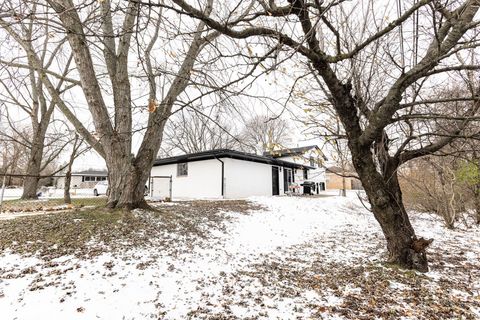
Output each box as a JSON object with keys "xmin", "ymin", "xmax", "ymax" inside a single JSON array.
[{"xmin": 214, "ymin": 157, "xmax": 225, "ymax": 198}]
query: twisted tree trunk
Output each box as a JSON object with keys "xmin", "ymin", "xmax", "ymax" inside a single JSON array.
[
  {"xmin": 350, "ymin": 141, "xmax": 430, "ymax": 271},
  {"xmin": 105, "ymin": 155, "xmax": 150, "ymax": 209}
]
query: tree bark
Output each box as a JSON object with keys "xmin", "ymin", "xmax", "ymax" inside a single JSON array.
[
  {"xmin": 106, "ymin": 158, "xmax": 150, "ymax": 210},
  {"xmin": 21, "ymin": 127, "xmax": 46, "ymax": 200},
  {"xmin": 350, "ymin": 145, "xmax": 430, "ymax": 271}
]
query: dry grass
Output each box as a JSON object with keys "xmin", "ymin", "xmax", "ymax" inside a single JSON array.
[
  {"xmin": 0, "ymin": 200, "xmax": 261, "ymax": 260},
  {"xmin": 1, "ymin": 197, "xmax": 107, "ymax": 213}
]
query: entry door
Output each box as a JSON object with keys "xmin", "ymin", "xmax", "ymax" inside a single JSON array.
[{"xmin": 272, "ymin": 167, "xmax": 279, "ymax": 195}]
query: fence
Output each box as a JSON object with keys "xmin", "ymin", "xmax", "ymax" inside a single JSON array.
[
  {"xmin": 149, "ymin": 175, "xmax": 172, "ymax": 201},
  {"xmin": 0, "ymin": 173, "xmax": 107, "ymax": 214}
]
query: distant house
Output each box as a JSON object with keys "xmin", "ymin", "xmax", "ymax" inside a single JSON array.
[
  {"xmin": 56, "ymin": 169, "xmax": 108, "ymax": 189},
  {"xmin": 264, "ymin": 145, "xmax": 328, "ymax": 193},
  {"xmin": 325, "ymin": 166, "xmax": 363, "ymax": 190},
  {"xmin": 150, "ymin": 149, "xmax": 315, "ymax": 200}
]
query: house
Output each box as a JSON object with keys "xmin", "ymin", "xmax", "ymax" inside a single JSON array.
[
  {"xmin": 264, "ymin": 145, "xmax": 328, "ymax": 193},
  {"xmin": 55, "ymin": 169, "xmax": 108, "ymax": 189},
  {"xmin": 150, "ymin": 149, "xmax": 315, "ymax": 200},
  {"xmin": 325, "ymin": 166, "xmax": 363, "ymax": 190}
]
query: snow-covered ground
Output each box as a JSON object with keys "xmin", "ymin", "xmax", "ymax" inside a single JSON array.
[
  {"xmin": 1, "ymin": 187, "xmax": 96, "ymax": 201},
  {"xmin": 0, "ymin": 195, "xmax": 479, "ymax": 319}
]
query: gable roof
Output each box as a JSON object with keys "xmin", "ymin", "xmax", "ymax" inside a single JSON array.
[
  {"xmin": 154, "ymin": 149, "xmax": 314, "ymax": 169},
  {"xmin": 264, "ymin": 145, "xmax": 327, "ymax": 160}
]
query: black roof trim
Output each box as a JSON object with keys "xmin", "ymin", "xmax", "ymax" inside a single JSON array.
[{"xmin": 154, "ymin": 149, "xmax": 314, "ymax": 169}]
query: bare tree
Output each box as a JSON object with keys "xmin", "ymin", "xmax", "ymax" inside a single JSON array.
[
  {"xmin": 0, "ymin": 0, "xmax": 226, "ymax": 209},
  {"xmin": 239, "ymin": 114, "xmax": 292, "ymax": 154},
  {"xmin": 302, "ymin": 106, "xmax": 352, "ymax": 196},
  {"xmin": 451, "ymin": 138, "xmax": 480, "ymax": 224},
  {"xmin": 161, "ymin": 108, "xmax": 241, "ymax": 155},
  {"xmin": 0, "ymin": 127, "xmax": 30, "ymax": 185},
  {"xmin": 166, "ymin": 0, "xmax": 480, "ymax": 271},
  {"xmin": 0, "ymin": 32, "xmax": 74, "ymax": 199}
]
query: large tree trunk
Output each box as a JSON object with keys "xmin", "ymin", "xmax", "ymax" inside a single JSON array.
[
  {"xmin": 21, "ymin": 133, "xmax": 45, "ymax": 200},
  {"xmin": 106, "ymin": 163, "xmax": 150, "ymax": 210},
  {"xmin": 350, "ymin": 146, "xmax": 430, "ymax": 272},
  {"xmin": 105, "ymin": 152, "xmax": 151, "ymax": 210},
  {"xmin": 105, "ymin": 119, "xmax": 169, "ymax": 209}
]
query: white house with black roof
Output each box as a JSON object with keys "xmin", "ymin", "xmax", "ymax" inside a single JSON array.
[
  {"xmin": 55, "ymin": 169, "xmax": 108, "ymax": 189},
  {"xmin": 150, "ymin": 149, "xmax": 316, "ymax": 200}
]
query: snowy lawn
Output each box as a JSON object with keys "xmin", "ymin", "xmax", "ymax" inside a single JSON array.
[{"xmin": 0, "ymin": 196, "xmax": 479, "ymax": 319}]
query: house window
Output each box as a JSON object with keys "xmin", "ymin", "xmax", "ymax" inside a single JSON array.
[
  {"xmin": 303, "ymin": 169, "xmax": 308, "ymax": 180},
  {"xmin": 177, "ymin": 162, "xmax": 188, "ymax": 176},
  {"xmin": 309, "ymin": 157, "xmax": 315, "ymax": 167}
]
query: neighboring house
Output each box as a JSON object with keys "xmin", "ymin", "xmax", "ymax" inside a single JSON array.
[
  {"xmin": 150, "ymin": 149, "xmax": 314, "ymax": 200},
  {"xmin": 56, "ymin": 169, "xmax": 108, "ymax": 189},
  {"xmin": 325, "ymin": 166, "xmax": 363, "ymax": 190},
  {"xmin": 264, "ymin": 145, "xmax": 328, "ymax": 193}
]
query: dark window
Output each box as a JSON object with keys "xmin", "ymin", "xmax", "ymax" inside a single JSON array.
[
  {"xmin": 177, "ymin": 162, "xmax": 188, "ymax": 176},
  {"xmin": 303, "ymin": 169, "xmax": 308, "ymax": 180},
  {"xmin": 309, "ymin": 157, "xmax": 315, "ymax": 167},
  {"xmin": 272, "ymin": 167, "xmax": 279, "ymax": 195}
]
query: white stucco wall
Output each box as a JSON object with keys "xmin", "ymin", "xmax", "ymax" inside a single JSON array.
[
  {"xmin": 151, "ymin": 157, "xmax": 291, "ymax": 200},
  {"xmin": 151, "ymin": 159, "xmax": 222, "ymax": 200},
  {"xmin": 222, "ymin": 158, "xmax": 281, "ymax": 198}
]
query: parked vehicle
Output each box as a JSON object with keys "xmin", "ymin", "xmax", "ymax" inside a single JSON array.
[
  {"xmin": 93, "ymin": 181, "xmax": 149, "ymax": 197},
  {"xmin": 93, "ymin": 181, "xmax": 108, "ymax": 196}
]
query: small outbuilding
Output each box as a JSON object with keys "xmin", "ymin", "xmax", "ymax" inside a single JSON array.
[{"xmin": 150, "ymin": 149, "xmax": 314, "ymax": 200}]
